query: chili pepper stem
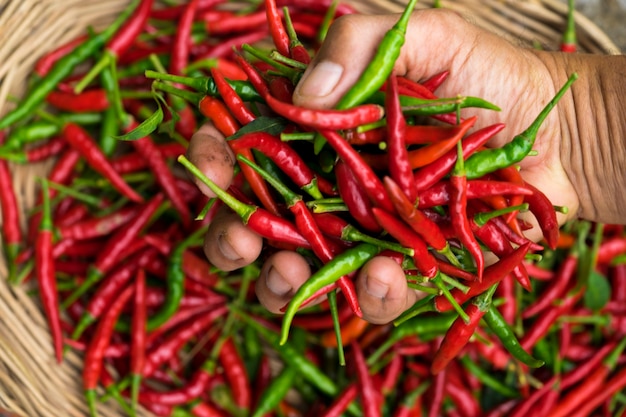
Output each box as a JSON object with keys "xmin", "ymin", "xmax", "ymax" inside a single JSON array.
[
  {"xmin": 178, "ymin": 155, "xmax": 256, "ymax": 222},
  {"xmin": 85, "ymin": 389, "xmax": 98, "ymax": 417},
  {"xmin": 433, "ymin": 274, "xmax": 470, "ymax": 323}
]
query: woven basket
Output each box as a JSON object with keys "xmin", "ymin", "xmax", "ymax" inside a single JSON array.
[{"xmin": 0, "ymin": 1, "xmax": 620, "ymax": 416}]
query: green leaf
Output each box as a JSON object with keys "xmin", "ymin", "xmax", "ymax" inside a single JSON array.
[
  {"xmin": 114, "ymin": 105, "xmax": 163, "ymax": 141},
  {"xmin": 583, "ymin": 270, "xmax": 611, "ymax": 311},
  {"xmin": 226, "ymin": 116, "xmax": 288, "ymax": 140}
]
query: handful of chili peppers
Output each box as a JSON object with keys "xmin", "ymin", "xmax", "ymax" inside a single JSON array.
[{"xmin": 1, "ymin": 0, "xmax": 626, "ymax": 416}]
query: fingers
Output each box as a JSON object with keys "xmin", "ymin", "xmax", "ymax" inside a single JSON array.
[
  {"xmin": 255, "ymin": 253, "xmax": 418, "ymax": 323},
  {"xmin": 203, "ymin": 208, "xmax": 263, "ymax": 271},
  {"xmin": 292, "ymin": 9, "xmax": 479, "ymax": 110},
  {"xmin": 185, "ymin": 122, "xmax": 236, "ymax": 198},
  {"xmin": 255, "ymin": 251, "xmax": 312, "ymax": 314},
  {"xmin": 354, "ymin": 256, "xmax": 419, "ymax": 324}
]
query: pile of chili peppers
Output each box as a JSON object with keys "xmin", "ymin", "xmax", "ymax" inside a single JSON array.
[{"xmin": 0, "ymin": 0, "xmax": 625, "ymax": 416}]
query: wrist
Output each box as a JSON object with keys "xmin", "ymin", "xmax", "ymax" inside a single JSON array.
[{"xmin": 537, "ymin": 52, "xmax": 626, "ymax": 224}]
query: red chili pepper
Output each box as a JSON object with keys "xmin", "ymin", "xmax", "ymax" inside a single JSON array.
[
  {"xmin": 34, "ymin": 180, "xmax": 63, "ymax": 363},
  {"xmin": 83, "ymin": 284, "xmax": 134, "ymax": 417},
  {"xmin": 149, "ymin": 0, "xmax": 224, "ymax": 19},
  {"xmin": 372, "ymin": 207, "xmax": 438, "ymax": 278},
  {"xmin": 130, "ymin": 268, "xmax": 147, "ymax": 413},
  {"xmin": 509, "ymin": 376, "xmax": 559, "ymax": 417},
  {"xmin": 198, "ymin": 95, "xmax": 241, "ymax": 136},
  {"xmin": 597, "ymin": 236, "xmax": 626, "ymax": 264},
  {"xmin": 75, "ymin": 0, "xmax": 154, "ymax": 93},
  {"xmin": 450, "ymin": 142, "xmax": 484, "ymax": 281},
  {"xmin": 142, "ymin": 304, "xmax": 228, "ymax": 378},
  {"xmin": 63, "ymin": 194, "xmax": 164, "ymax": 309},
  {"xmin": 395, "ymin": 76, "xmax": 437, "ymax": 100},
  {"xmin": 266, "ymin": 93, "xmax": 384, "ymax": 130},
  {"xmin": 428, "ymin": 367, "xmax": 447, "ymax": 417},
  {"xmin": 209, "ymin": 67, "xmax": 256, "ymax": 125},
  {"xmin": 351, "ymin": 342, "xmax": 381, "ymax": 417},
  {"xmin": 523, "ymin": 181, "xmax": 560, "ymax": 249},
  {"xmin": 229, "ymin": 132, "xmax": 332, "ymax": 199},
  {"xmin": 434, "ymin": 242, "xmax": 531, "ymax": 312},
  {"xmin": 58, "ymin": 205, "xmax": 139, "ymax": 241},
  {"xmin": 139, "ymin": 368, "xmax": 212, "ymax": 405},
  {"xmin": 219, "ymin": 337, "xmax": 251, "ymax": 411},
  {"xmin": 413, "ymin": 123, "xmax": 505, "ymax": 192},
  {"xmin": 34, "ymin": 34, "xmax": 89, "ymax": 77},
  {"xmin": 403, "ymin": 123, "xmax": 467, "ymax": 145},
  {"xmin": 611, "ymin": 263, "xmax": 626, "ymax": 303},
  {"xmin": 0, "ymin": 154, "xmax": 21, "ymax": 281},
  {"xmin": 446, "ymin": 376, "xmax": 482, "ymax": 417},
  {"xmin": 385, "ymin": 73, "xmax": 417, "ymax": 203},
  {"xmin": 204, "ymin": 10, "xmax": 267, "ymax": 34},
  {"xmin": 266, "ymin": 76, "xmax": 292, "ymax": 103},
  {"xmin": 335, "ymin": 160, "xmax": 381, "ymax": 233},
  {"xmin": 233, "ymin": 53, "xmax": 271, "ymax": 100},
  {"xmin": 190, "ymin": 401, "xmax": 228, "ymax": 417},
  {"xmin": 321, "ymin": 383, "xmax": 358, "ymax": 417},
  {"xmin": 383, "ymin": 176, "xmax": 449, "ymax": 252},
  {"xmin": 125, "ymin": 117, "xmax": 191, "ymax": 227},
  {"xmin": 408, "ymin": 116, "xmax": 477, "ymax": 168},
  {"xmin": 320, "ymin": 129, "xmax": 395, "ymax": 213},
  {"xmin": 265, "ymin": 0, "xmax": 290, "ymax": 57},
  {"xmin": 547, "ymin": 337, "xmax": 626, "ymax": 417},
  {"xmin": 466, "ymin": 202, "xmax": 531, "ymax": 290},
  {"xmin": 523, "ymin": 249, "xmax": 578, "ymax": 318},
  {"xmin": 344, "ymin": 126, "xmax": 386, "ymax": 146},
  {"xmin": 72, "ymin": 247, "xmax": 158, "ymax": 340},
  {"xmin": 520, "ymin": 286, "xmax": 585, "ymax": 351},
  {"xmin": 282, "ymin": 6, "xmax": 311, "ymax": 64},
  {"xmin": 26, "ymin": 148, "xmax": 81, "ymax": 245},
  {"xmin": 111, "ymin": 142, "xmax": 185, "ymax": 174},
  {"xmin": 62, "ymin": 122, "xmax": 143, "ymax": 203},
  {"xmin": 45, "ymin": 89, "xmax": 109, "ymax": 113},
  {"xmin": 380, "ymin": 354, "xmax": 404, "ymax": 396},
  {"xmin": 432, "ymin": 285, "xmax": 497, "ymax": 375},
  {"xmin": 560, "ymin": 342, "xmax": 615, "ymax": 390},
  {"xmin": 417, "ymin": 179, "xmax": 533, "ymax": 209},
  {"xmin": 195, "ymin": 29, "xmax": 269, "ymax": 60},
  {"xmin": 421, "ymin": 70, "xmax": 450, "ymax": 92},
  {"xmin": 496, "ymin": 273, "xmax": 516, "ymax": 324}
]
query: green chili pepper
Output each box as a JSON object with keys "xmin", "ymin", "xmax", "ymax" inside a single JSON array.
[
  {"xmin": 367, "ymin": 92, "xmax": 501, "ymax": 115},
  {"xmin": 144, "ymin": 70, "xmax": 264, "ymax": 102},
  {"xmin": 99, "ymin": 67, "xmax": 122, "ymax": 157},
  {"xmin": 236, "ymin": 310, "xmax": 344, "ymax": 399},
  {"xmin": 280, "ymin": 243, "xmax": 381, "ymax": 345},
  {"xmin": 335, "ymin": 0, "xmax": 418, "ymax": 110},
  {"xmin": 147, "ymin": 225, "xmax": 208, "ymax": 331},
  {"xmin": 0, "ymin": 120, "xmax": 61, "ymax": 151},
  {"xmin": 483, "ymin": 305, "xmax": 545, "ymax": 368},
  {"xmin": 464, "ymin": 73, "xmax": 578, "ymax": 179},
  {"xmin": 368, "ymin": 312, "xmax": 457, "ymax": 365},
  {"xmin": 0, "ymin": 0, "xmax": 141, "ymax": 130}
]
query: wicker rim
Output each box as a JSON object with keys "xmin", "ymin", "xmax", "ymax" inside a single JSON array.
[{"xmin": 0, "ymin": 1, "xmax": 621, "ymax": 416}]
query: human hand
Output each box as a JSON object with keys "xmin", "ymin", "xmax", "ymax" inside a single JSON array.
[{"xmin": 187, "ymin": 8, "xmax": 583, "ymax": 324}]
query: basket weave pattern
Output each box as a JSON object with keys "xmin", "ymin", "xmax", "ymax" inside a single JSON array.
[{"xmin": 0, "ymin": 1, "xmax": 620, "ymax": 416}]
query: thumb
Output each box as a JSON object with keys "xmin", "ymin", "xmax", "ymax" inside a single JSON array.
[{"xmin": 292, "ymin": 9, "xmax": 479, "ymax": 109}]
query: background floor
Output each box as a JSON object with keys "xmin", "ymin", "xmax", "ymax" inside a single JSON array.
[{"xmin": 578, "ymin": 0, "xmax": 626, "ymax": 52}]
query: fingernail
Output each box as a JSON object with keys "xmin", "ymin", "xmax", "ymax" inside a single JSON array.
[
  {"xmin": 265, "ymin": 266, "xmax": 292, "ymax": 296},
  {"xmin": 296, "ymin": 61, "xmax": 344, "ymax": 98},
  {"xmin": 366, "ymin": 276, "xmax": 389, "ymax": 299},
  {"xmin": 217, "ymin": 234, "xmax": 242, "ymax": 261}
]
